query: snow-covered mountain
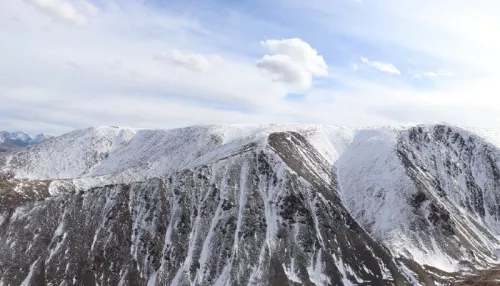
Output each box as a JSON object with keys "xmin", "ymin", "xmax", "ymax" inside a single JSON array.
[
  {"xmin": 337, "ymin": 126, "xmax": 500, "ymax": 276},
  {"xmin": 1, "ymin": 124, "xmax": 500, "ymax": 285},
  {"xmin": 0, "ymin": 131, "xmax": 52, "ymax": 152}
]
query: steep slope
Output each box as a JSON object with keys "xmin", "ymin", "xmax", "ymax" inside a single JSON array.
[
  {"xmin": 1, "ymin": 124, "xmax": 500, "ymax": 285},
  {"xmin": 0, "ymin": 130, "xmax": 407, "ymax": 286},
  {"xmin": 0, "ymin": 127, "xmax": 135, "ymax": 179},
  {"xmin": 337, "ymin": 125, "xmax": 500, "ymax": 277},
  {"xmin": 0, "ymin": 125, "xmax": 353, "ymax": 186}
]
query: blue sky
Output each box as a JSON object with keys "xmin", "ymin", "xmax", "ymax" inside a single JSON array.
[{"xmin": 1, "ymin": 0, "xmax": 500, "ymax": 134}]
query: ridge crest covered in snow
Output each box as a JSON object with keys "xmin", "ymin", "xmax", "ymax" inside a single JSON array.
[{"xmin": 1, "ymin": 123, "xmax": 500, "ymax": 285}]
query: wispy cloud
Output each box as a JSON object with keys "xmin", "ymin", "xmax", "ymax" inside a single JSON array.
[
  {"xmin": 412, "ymin": 70, "xmax": 453, "ymax": 79},
  {"xmin": 3, "ymin": 0, "xmax": 500, "ymax": 134},
  {"xmin": 23, "ymin": 0, "xmax": 96, "ymax": 25},
  {"xmin": 360, "ymin": 57, "xmax": 401, "ymax": 75},
  {"xmin": 154, "ymin": 50, "xmax": 217, "ymax": 72}
]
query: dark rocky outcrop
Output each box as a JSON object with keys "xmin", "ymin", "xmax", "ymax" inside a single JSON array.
[{"xmin": 0, "ymin": 133, "xmax": 408, "ymax": 285}]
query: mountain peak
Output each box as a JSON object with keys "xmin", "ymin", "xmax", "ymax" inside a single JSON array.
[
  {"xmin": 0, "ymin": 131, "xmax": 53, "ymax": 152},
  {"xmin": 2, "ymin": 123, "xmax": 500, "ymax": 285}
]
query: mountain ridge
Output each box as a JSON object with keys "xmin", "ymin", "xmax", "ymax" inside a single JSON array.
[
  {"xmin": 1, "ymin": 123, "xmax": 500, "ymax": 285},
  {"xmin": 0, "ymin": 131, "xmax": 53, "ymax": 152}
]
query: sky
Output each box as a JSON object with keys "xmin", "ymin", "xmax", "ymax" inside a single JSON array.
[{"xmin": 1, "ymin": 0, "xmax": 500, "ymax": 135}]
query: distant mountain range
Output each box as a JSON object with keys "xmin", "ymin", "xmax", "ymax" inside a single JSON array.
[
  {"xmin": 1, "ymin": 124, "xmax": 500, "ymax": 285},
  {"xmin": 0, "ymin": 131, "xmax": 52, "ymax": 152}
]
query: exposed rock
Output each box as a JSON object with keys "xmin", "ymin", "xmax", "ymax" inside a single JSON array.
[{"xmin": 1, "ymin": 124, "xmax": 500, "ymax": 285}]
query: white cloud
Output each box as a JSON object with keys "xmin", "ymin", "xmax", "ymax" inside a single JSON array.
[
  {"xmin": 154, "ymin": 50, "xmax": 215, "ymax": 72},
  {"xmin": 257, "ymin": 38, "xmax": 328, "ymax": 89},
  {"xmin": 0, "ymin": 1, "xmax": 296, "ymax": 135},
  {"xmin": 287, "ymin": 0, "xmax": 500, "ymax": 74},
  {"xmin": 4, "ymin": 0, "xmax": 500, "ymax": 135},
  {"xmin": 23, "ymin": 0, "xmax": 89, "ymax": 25},
  {"xmin": 257, "ymin": 54, "xmax": 312, "ymax": 89},
  {"xmin": 412, "ymin": 70, "xmax": 453, "ymax": 79},
  {"xmin": 80, "ymin": 0, "xmax": 99, "ymax": 17},
  {"xmin": 263, "ymin": 38, "xmax": 328, "ymax": 76},
  {"xmin": 361, "ymin": 57, "xmax": 401, "ymax": 75}
]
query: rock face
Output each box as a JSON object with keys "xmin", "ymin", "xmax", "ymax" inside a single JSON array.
[
  {"xmin": 1, "ymin": 124, "xmax": 500, "ymax": 285},
  {"xmin": 337, "ymin": 125, "xmax": 500, "ymax": 276}
]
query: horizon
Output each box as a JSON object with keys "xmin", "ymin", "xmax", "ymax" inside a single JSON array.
[
  {"xmin": 2, "ymin": 1, "xmax": 500, "ymax": 135},
  {"xmin": 3, "ymin": 121, "xmax": 500, "ymax": 137}
]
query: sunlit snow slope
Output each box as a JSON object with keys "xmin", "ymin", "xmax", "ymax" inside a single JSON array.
[
  {"xmin": 1, "ymin": 124, "xmax": 500, "ymax": 285},
  {"xmin": 337, "ymin": 125, "xmax": 500, "ymax": 273}
]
